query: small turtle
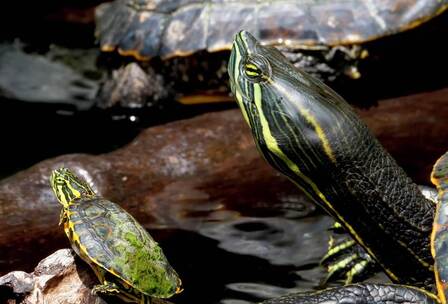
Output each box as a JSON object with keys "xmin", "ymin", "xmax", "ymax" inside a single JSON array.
[
  {"xmin": 228, "ymin": 30, "xmax": 448, "ymax": 303},
  {"xmin": 50, "ymin": 168, "xmax": 182, "ymax": 303}
]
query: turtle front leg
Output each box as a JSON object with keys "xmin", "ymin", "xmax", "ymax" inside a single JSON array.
[
  {"xmin": 140, "ymin": 294, "xmax": 152, "ymax": 304},
  {"xmin": 321, "ymin": 230, "xmax": 379, "ymax": 285},
  {"xmin": 92, "ymin": 281, "xmax": 121, "ymax": 294},
  {"xmin": 90, "ymin": 267, "xmax": 120, "ymax": 294}
]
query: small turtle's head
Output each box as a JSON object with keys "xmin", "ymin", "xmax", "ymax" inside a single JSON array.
[{"xmin": 50, "ymin": 168, "xmax": 95, "ymax": 208}]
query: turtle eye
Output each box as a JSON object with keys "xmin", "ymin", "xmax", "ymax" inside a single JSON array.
[
  {"xmin": 55, "ymin": 178, "xmax": 65, "ymax": 185},
  {"xmin": 242, "ymin": 54, "xmax": 271, "ymax": 82}
]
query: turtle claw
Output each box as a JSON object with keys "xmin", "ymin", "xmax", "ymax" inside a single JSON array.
[
  {"xmin": 92, "ymin": 281, "xmax": 120, "ymax": 295},
  {"xmin": 321, "ymin": 232, "xmax": 379, "ymax": 285},
  {"xmin": 321, "ymin": 253, "xmax": 374, "ymax": 285}
]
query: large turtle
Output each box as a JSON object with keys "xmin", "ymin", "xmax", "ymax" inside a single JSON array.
[
  {"xmin": 227, "ymin": 30, "xmax": 448, "ymax": 303},
  {"xmin": 95, "ymin": 0, "xmax": 448, "ymax": 84},
  {"xmin": 93, "ymin": 0, "xmax": 448, "ymax": 108},
  {"xmin": 95, "ymin": 0, "xmax": 448, "ymax": 60},
  {"xmin": 50, "ymin": 168, "xmax": 183, "ymax": 303},
  {"xmin": 261, "ymin": 153, "xmax": 448, "ymax": 304}
]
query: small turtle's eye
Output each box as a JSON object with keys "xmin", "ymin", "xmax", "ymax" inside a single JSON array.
[{"xmin": 242, "ymin": 54, "xmax": 271, "ymax": 82}]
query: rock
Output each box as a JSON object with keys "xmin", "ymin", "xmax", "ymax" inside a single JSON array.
[
  {"xmin": 0, "ymin": 249, "xmax": 105, "ymax": 304},
  {"xmin": 97, "ymin": 63, "xmax": 168, "ymax": 109},
  {"xmin": 0, "ymin": 87, "xmax": 447, "ymax": 274},
  {"xmin": 0, "ymin": 249, "xmax": 173, "ymax": 304},
  {"xmin": 0, "ymin": 44, "xmax": 98, "ymax": 110}
]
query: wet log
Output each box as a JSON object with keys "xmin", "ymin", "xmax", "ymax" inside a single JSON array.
[{"xmin": 0, "ymin": 87, "xmax": 447, "ymax": 275}]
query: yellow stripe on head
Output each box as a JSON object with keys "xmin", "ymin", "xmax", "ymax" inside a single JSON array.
[{"xmin": 50, "ymin": 167, "xmax": 95, "ymax": 207}]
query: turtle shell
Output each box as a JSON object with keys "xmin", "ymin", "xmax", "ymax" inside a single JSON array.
[
  {"xmin": 95, "ymin": 0, "xmax": 448, "ymax": 59},
  {"xmin": 66, "ymin": 197, "xmax": 180, "ymax": 298},
  {"xmin": 431, "ymin": 151, "xmax": 448, "ymax": 303}
]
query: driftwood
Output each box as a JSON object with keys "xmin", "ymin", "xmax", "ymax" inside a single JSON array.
[
  {"xmin": 0, "ymin": 249, "xmax": 105, "ymax": 304},
  {"xmin": 0, "ymin": 87, "xmax": 447, "ymax": 275},
  {"xmin": 0, "ymin": 249, "xmax": 172, "ymax": 304}
]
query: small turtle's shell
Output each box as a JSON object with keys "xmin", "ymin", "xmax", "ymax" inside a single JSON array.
[
  {"xmin": 66, "ymin": 197, "xmax": 180, "ymax": 298},
  {"xmin": 431, "ymin": 151, "xmax": 448, "ymax": 303},
  {"xmin": 95, "ymin": 0, "xmax": 448, "ymax": 59}
]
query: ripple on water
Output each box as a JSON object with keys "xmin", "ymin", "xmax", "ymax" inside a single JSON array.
[{"xmin": 159, "ymin": 194, "xmax": 334, "ymax": 303}]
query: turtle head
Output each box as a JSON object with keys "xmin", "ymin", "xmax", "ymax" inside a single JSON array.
[
  {"xmin": 50, "ymin": 167, "xmax": 96, "ymax": 207},
  {"xmin": 228, "ymin": 30, "xmax": 366, "ymax": 210},
  {"xmin": 228, "ymin": 30, "xmax": 272, "ymax": 126}
]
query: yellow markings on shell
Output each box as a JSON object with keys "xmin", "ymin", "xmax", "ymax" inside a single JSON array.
[
  {"xmin": 252, "ymin": 81, "xmax": 398, "ymax": 281},
  {"xmin": 436, "ymin": 271, "xmax": 447, "ymax": 304},
  {"xmin": 431, "ymin": 216, "xmax": 440, "ymax": 259},
  {"xmin": 430, "ymin": 154, "xmax": 448, "ymax": 304},
  {"xmin": 66, "ymin": 213, "xmax": 134, "ymax": 288},
  {"xmin": 117, "ymin": 48, "xmax": 150, "ymax": 61}
]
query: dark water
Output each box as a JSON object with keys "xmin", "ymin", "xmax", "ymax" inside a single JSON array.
[{"xmin": 149, "ymin": 199, "xmax": 332, "ymax": 303}]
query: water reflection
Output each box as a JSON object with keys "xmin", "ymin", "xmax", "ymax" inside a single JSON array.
[{"xmin": 154, "ymin": 193, "xmax": 333, "ymax": 303}]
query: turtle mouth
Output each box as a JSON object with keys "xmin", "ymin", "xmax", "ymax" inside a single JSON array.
[
  {"xmin": 228, "ymin": 31, "xmax": 254, "ymax": 98},
  {"xmin": 228, "ymin": 30, "xmax": 256, "ymax": 81}
]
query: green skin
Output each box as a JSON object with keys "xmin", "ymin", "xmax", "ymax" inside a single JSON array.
[
  {"xmin": 50, "ymin": 168, "xmax": 182, "ymax": 303},
  {"xmin": 228, "ymin": 30, "xmax": 448, "ymax": 304}
]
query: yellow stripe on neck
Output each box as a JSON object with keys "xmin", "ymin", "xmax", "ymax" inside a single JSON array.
[
  {"xmin": 252, "ymin": 82, "xmax": 398, "ymax": 281},
  {"xmin": 267, "ymin": 79, "xmax": 336, "ymax": 163}
]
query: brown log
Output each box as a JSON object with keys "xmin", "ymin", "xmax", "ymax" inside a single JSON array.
[{"xmin": 0, "ymin": 88, "xmax": 447, "ymax": 275}]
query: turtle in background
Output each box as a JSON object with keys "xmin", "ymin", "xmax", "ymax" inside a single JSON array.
[
  {"xmin": 227, "ymin": 29, "xmax": 448, "ymax": 303},
  {"xmin": 50, "ymin": 167, "xmax": 183, "ymax": 303},
  {"xmin": 94, "ymin": 0, "xmax": 448, "ymax": 107}
]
